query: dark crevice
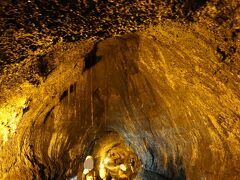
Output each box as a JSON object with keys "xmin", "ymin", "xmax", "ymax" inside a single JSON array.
[
  {"xmin": 43, "ymin": 107, "xmax": 54, "ymax": 124},
  {"xmin": 83, "ymin": 43, "xmax": 102, "ymax": 72},
  {"xmin": 23, "ymin": 105, "xmax": 30, "ymax": 114},
  {"xmin": 217, "ymin": 47, "xmax": 228, "ymax": 61},
  {"xmin": 148, "ymin": 148, "xmax": 155, "ymax": 169},
  {"xmin": 37, "ymin": 54, "xmax": 55, "ymax": 77},
  {"xmin": 142, "ymin": 169, "xmax": 170, "ymax": 180},
  {"xmin": 27, "ymin": 145, "xmax": 48, "ymax": 179},
  {"xmin": 38, "ymin": 59, "xmax": 49, "ymax": 76},
  {"xmin": 59, "ymin": 83, "xmax": 77, "ymax": 102},
  {"xmin": 165, "ymin": 155, "xmax": 186, "ymax": 180},
  {"xmin": 69, "ymin": 83, "xmax": 75, "ymax": 93},
  {"xmin": 59, "ymin": 90, "xmax": 68, "ymax": 102}
]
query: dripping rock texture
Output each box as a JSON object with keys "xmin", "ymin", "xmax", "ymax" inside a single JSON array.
[
  {"xmin": 0, "ymin": 21, "xmax": 239, "ymax": 179},
  {"xmin": 0, "ymin": 0, "xmax": 240, "ymax": 179}
]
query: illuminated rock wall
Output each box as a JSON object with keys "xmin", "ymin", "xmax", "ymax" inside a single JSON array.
[{"xmin": 0, "ymin": 22, "xmax": 239, "ymax": 179}]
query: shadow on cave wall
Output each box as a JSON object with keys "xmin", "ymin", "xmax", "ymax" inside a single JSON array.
[
  {"xmin": 83, "ymin": 43, "xmax": 102, "ymax": 72},
  {"xmin": 141, "ymin": 145, "xmax": 186, "ymax": 180}
]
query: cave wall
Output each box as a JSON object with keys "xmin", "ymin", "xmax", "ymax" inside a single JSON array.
[{"xmin": 0, "ymin": 21, "xmax": 240, "ymax": 179}]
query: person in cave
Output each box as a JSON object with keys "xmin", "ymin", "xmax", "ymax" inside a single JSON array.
[{"xmin": 82, "ymin": 156, "xmax": 96, "ymax": 180}]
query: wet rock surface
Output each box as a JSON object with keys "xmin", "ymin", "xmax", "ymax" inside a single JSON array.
[{"xmin": 0, "ymin": 0, "xmax": 240, "ymax": 179}]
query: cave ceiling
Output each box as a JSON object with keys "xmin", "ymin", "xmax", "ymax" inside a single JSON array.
[{"xmin": 0, "ymin": 0, "xmax": 240, "ymax": 179}]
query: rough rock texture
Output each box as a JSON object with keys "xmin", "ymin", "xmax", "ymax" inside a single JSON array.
[
  {"xmin": 1, "ymin": 0, "xmax": 239, "ymax": 68},
  {"xmin": 1, "ymin": 0, "xmax": 240, "ymax": 179},
  {"xmin": 0, "ymin": 20, "xmax": 239, "ymax": 179}
]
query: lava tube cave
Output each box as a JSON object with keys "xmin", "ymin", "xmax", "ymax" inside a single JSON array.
[{"xmin": 0, "ymin": 1, "xmax": 239, "ymax": 180}]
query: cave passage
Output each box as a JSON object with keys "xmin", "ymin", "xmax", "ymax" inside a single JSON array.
[
  {"xmin": 79, "ymin": 132, "xmax": 141, "ymax": 180},
  {"xmin": 0, "ymin": 23, "xmax": 239, "ymax": 180}
]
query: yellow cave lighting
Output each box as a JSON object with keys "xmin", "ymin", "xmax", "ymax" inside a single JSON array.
[
  {"xmin": 0, "ymin": 97, "xmax": 27, "ymax": 144},
  {"xmin": 99, "ymin": 162, "xmax": 107, "ymax": 179}
]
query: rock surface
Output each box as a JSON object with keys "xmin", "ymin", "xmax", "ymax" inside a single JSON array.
[{"xmin": 0, "ymin": 20, "xmax": 239, "ymax": 179}]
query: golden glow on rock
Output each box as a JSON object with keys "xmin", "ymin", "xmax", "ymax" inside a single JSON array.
[
  {"xmin": 0, "ymin": 81, "xmax": 36, "ymax": 145},
  {"xmin": 0, "ymin": 97, "xmax": 27, "ymax": 144},
  {"xmin": 103, "ymin": 157, "xmax": 110, "ymax": 164},
  {"xmin": 93, "ymin": 133, "xmax": 141, "ymax": 179},
  {"xmin": 0, "ymin": 18, "xmax": 239, "ymax": 179},
  {"xmin": 99, "ymin": 162, "xmax": 107, "ymax": 179}
]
